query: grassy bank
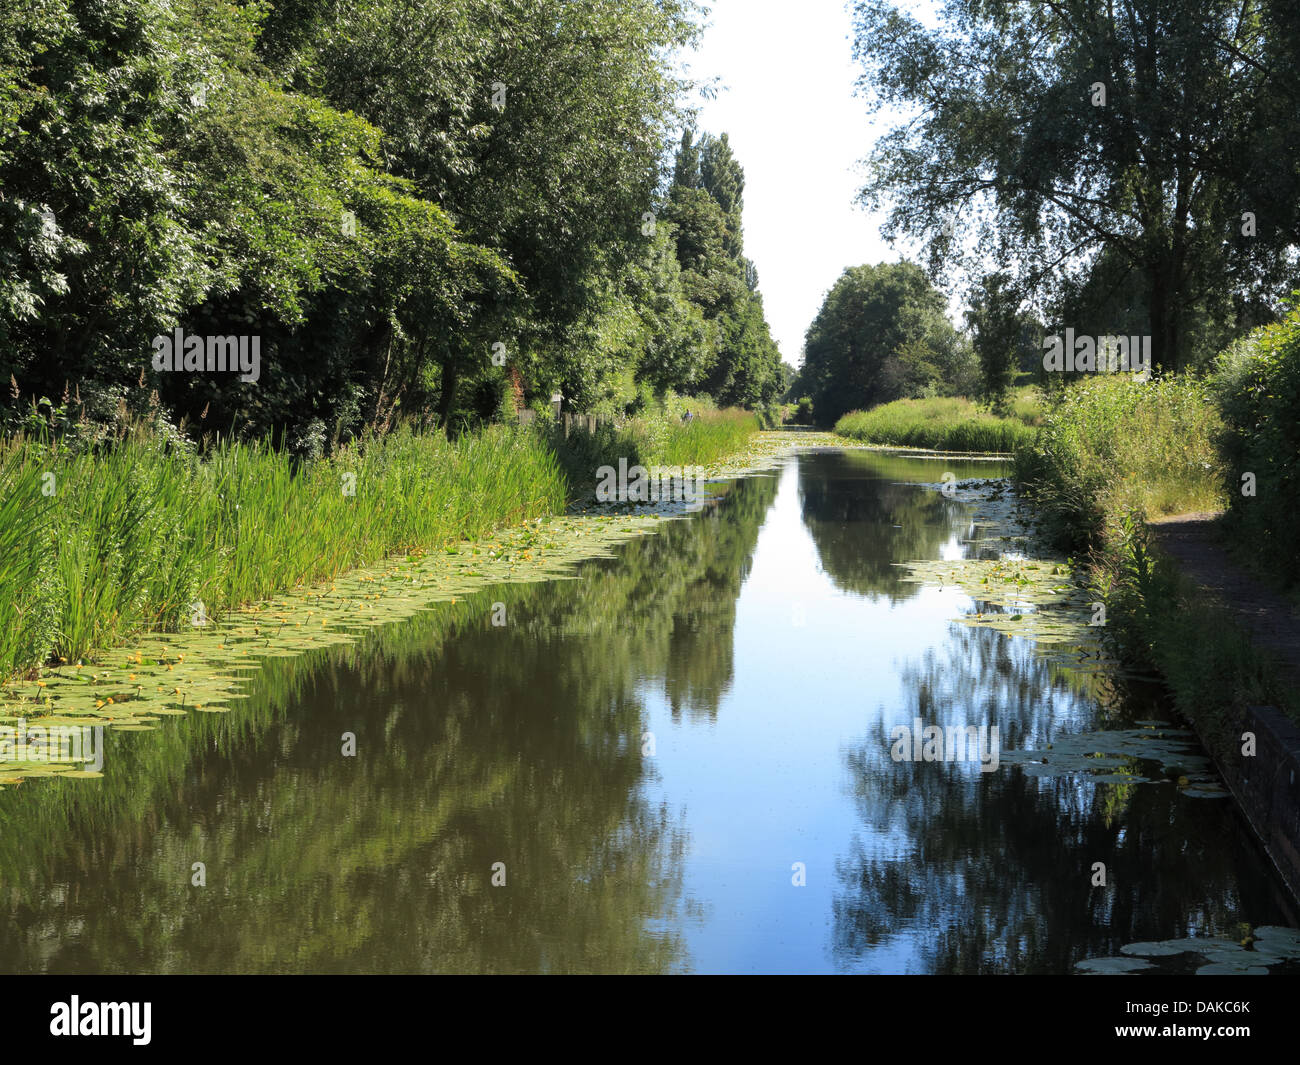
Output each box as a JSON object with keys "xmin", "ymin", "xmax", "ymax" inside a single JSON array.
[
  {"xmin": 1014, "ymin": 375, "xmax": 1225, "ymax": 551},
  {"xmin": 0, "ymin": 407, "xmax": 761, "ymax": 680},
  {"xmin": 545, "ymin": 407, "xmax": 760, "ymax": 489},
  {"xmin": 0, "ymin": 424, "xmax": 568, "ymax": 679},
  {"xmin": 834, "ymin": 393, "xmax": 1040, "ymax": 452},
  {"xmin": 1012, "ymin": 373, "xmax": 1297, "ymax": 759}
]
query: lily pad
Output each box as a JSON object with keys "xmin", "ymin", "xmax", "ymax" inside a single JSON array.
[
  {"xmin": 1121, "ymin": 941, "xmax": 1194, "ymax": 957},
  {"xmin": 1076, "ymin": 956, "xmax": 1154, "ymax": 974}
]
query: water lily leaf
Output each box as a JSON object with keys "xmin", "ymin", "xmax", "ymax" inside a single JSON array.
[
  {"xmin": 1121, "ymin": 940, "xmax": 1194, "ymax": 956},
  {"xmin": 1076, "ymin": 956, "xmax": 1154, "ymax": 973},
  {"xmin": 1196, "ymin": 963, "xmax": 1269, "ymax": 975}
]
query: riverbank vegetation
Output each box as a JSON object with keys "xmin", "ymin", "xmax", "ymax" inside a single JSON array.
[
  {"xmin": 1013, "ymin": 376, "xmax": 1225, "ymax": 552},
  {"xmin": 849, "ymin": 0, "xmax": 1300, "ymax": 751},
  {"xmin": 0, "ymin": 402, "xmax": 758, "ymax": 681},
  {"xmin": 0, "ymin": 422, "xmax": 564, "ymax": 679},
  {"xmin": 1, "ymin": 0, "xmax": 784, "ymax": 450},
  {"xmin": 0, "ymin": 0, "xmax": 792, "ymax": 680},
  {"xmin": 1009, "ymin": 319, "xmax": 1300, "ymax": 747},
  {"xmin": 834, "ymin": 393, "xmax": 1040, "ymax": 453}
]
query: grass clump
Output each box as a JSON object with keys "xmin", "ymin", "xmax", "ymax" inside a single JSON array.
[
  {"xmin": 1013, "ymin": 375, "xmax": 1225, "ymax": 552},
  {"xmin": 547, "ymin": 407, "xmax": 759, "ymax": 487},
  {"xmin": 834, "ymin": 393, "xmax": 1040, "ymax": 452},
  {"xmin": 0, "ymin": 423, "xmax": 567, "ymax": 678}
]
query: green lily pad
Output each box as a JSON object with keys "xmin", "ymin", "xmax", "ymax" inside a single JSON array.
[
  {"xmin": 1121, "ymin": 941, "xmax": 1194, "ymax": 957},
  {"xmin": 1076, "ymin": 956, "xmax": 1154, "ymax": 974}
]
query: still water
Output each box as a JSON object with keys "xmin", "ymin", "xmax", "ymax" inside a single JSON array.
[{"xmin": 0, "ymin": 449, "xmax": 1294, "ymax": 973}]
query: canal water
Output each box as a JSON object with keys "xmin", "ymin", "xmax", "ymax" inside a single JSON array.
[{"xmin": 0, "ymin": 449, "xmax": 1294, "ymax": 973}]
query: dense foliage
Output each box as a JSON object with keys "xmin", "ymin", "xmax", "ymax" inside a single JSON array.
[
  {"xmin": 1013, "ymin": 375, "xmax": 1225, "ymax": 552},
  {"xmin": 853, "ymin": 0, "xmax": 1300, "ymax": 378},
  {"xmin": 1213, "ymin": 303, "xmax": 1300, "ymax": 587},
  {"xmin": 797, "ymin": 261, "xmax": 977, "ymax": 425},
  {"xmin": 0, "ymin": 0, "xmax": 781, "ymax": 452}
]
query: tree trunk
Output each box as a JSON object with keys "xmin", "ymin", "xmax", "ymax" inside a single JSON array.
[
  {"xmin": 1148, "ymin": 267, "xmax": 1179, "ymax": 376},
  {"xmin": 437, "ymin": 358, "xmax": 459, "ymax": 436}
]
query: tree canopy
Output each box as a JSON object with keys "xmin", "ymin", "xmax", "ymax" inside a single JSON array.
[
  {"xmin": 0, "ymin": 0, "xmax": 785, "ymax": 451},
  {"xmin": 853, "ymin": 0, "xmax": 1300, "ymax": 374},
  {"xmin": 800, "ymin": 261, "xmax": 974, "ymax": 425}
]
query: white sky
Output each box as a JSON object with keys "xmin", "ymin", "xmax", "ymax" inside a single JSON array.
[{"xmin": 682, "ymin": 0, "xmax": 928, "ymax": 367}]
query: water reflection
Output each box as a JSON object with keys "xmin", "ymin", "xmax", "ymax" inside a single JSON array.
[
  {"xmin": 0, "ymin": 450, "xmax": 1293, "ymax": 974},
  {"xmin": 834, "ymin": 621, "xmax": 1290, "ymax": 973},
  {"xmin": 798, "ymin": 451, "xmax": 1002, "ymax": 601}
]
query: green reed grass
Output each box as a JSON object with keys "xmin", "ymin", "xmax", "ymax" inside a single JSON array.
[
  {"xmin": 1013, "ymin": 375, "xmax": 1225, "ymax": 552},
  {"xmin": 547, "ymin": 407, "xmax": 760, "ymax": 486},
  {"xmin": 834, "ymin": 396, "xmax": 1039, "ymax": 452},
  {"xmin": 0, "ymin": 424, "xmax": 568, "ymax": 677}
]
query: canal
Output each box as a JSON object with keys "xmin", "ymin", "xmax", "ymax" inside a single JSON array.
[{"xmin": 0, "ymin": 448, "xmax": 1294, "ymax": 973}]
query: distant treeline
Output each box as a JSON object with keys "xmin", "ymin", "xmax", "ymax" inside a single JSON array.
[{"xmin": 0, "ymin": 0, "xmax": 786, "ymax": 455}]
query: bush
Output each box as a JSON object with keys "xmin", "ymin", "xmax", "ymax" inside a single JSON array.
[
  {"xmin": 1212, "ymin": 304, "xmax": 1300, "ymax": 586},
  {"xmin": 1013, "ymin": 375, "xmax": 1225, "ymax": 553}
]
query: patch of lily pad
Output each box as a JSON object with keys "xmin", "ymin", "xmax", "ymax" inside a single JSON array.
[
  {"xmin": 1076, "ymin": 956, "xmax": 1155, "ymax": 974},
  {"xmin": 1000, "ymin": 726, "xmax": 1227, "ymax": 795},
  {"xmin": 0, "ymin": 511, "xmax": 674, "ymax": 788},
  {"xmin": 1080, "ymin": 927, "xmax": 1300, "ymax": 974},
  {"xmin": 896, "ymin": 479, "xmax": 1113, "ymax": 672},
  {"xmin": 1, "ymin": 431, "xmax": 859, "ymax": 790}
]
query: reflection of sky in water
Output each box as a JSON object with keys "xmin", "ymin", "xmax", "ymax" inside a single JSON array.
[{"xmin": 641, "ymin": 451, "xmax": 1289, "ymax": 974}]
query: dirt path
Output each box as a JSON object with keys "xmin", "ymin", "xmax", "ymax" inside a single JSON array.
[{"xmin": 1149, "ymin": 512, "xmax": 1300, "ymax": 687}]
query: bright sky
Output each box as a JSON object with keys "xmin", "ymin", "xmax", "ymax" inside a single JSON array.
[{"xmin": 683, "ymin": 0, "xmax": 925, "ymax": 366}]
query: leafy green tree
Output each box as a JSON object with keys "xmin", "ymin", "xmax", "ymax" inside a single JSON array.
[
  {"xmin": 662, "ymin": 128, "xmax": 784, "ymax": 409},
  {"xmin": 700, "ymin": 133, "xmax": 745, "ymax": 259},
  {"xmin": 801, "ymin": 261, "xmax": 966, "ymax": 424},
  {"xmin": 286, "ymin": 0, "xmax": 702, "ymax": 421},
  {"xmin": 967, "ymin": 272, "xmax": 1042, "ymax": 397},
  {"xmin": 853, "ymin": 0, "xmax": 1300, "ymax": 373}
]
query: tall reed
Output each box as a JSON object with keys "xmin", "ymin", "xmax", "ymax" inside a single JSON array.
[{"xmin": 0, "ymin": 424, "xmax": 567, "ymax": 677}]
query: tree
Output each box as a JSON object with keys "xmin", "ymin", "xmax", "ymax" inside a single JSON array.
[
  {"xmin": 853, "ymin": 0, "xmax": 1300, "ymax": 373},
  {"xmin": 662, "ymin": 128, "xmax": 784, "ymax": 409},
  {"xmin": 801, "ymin": 261, "xmax": 966, "ymax": 424},
  {"xmin": 288, "ymin": 0, "xmax": 702, "ymax": 421},
  {"xmin": 700, "ymin": 133, "xmax": 745, "ymax": 259},
  {"xmin": 967, "ymin": 272, "xmax": 1043, "ymax": 398}
]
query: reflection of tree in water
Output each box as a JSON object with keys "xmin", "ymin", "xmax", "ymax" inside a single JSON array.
[
  {"xmin": 798, "ymin": 451, "xmax": 981, "ymax": 602},
  {"xmin": 0, "ymin": 475, "xmax": 778, "ymax": 973},
  {"xmin": 833, "ymin": 621, "xmax": 1287, "ymax": 973}
]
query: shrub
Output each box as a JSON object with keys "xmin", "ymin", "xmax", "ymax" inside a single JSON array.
[
  {"xmin": 1212, "ymin": 305, "xmax": 1300, "ymax": 586},
  {"xmin": 1014, "ymin": 375, "xmax": 1225, "ymax": 553}
]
